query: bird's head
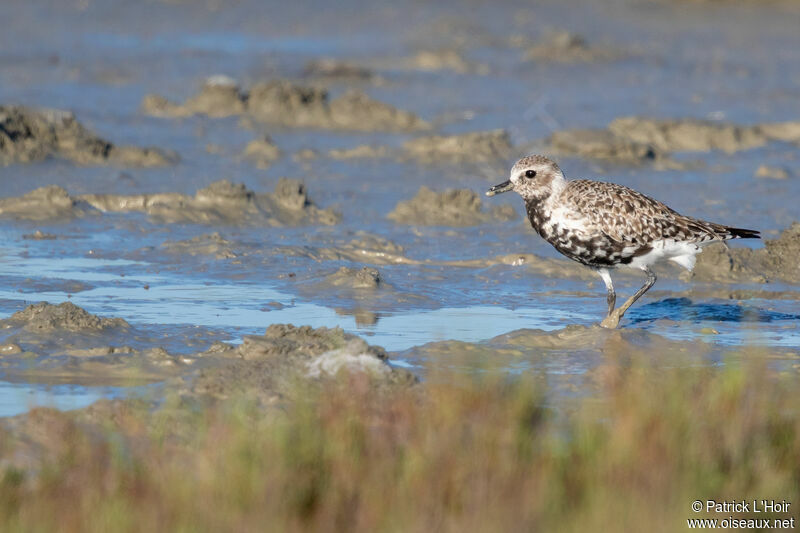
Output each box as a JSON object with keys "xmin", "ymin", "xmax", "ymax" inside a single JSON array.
[{"xmin": 486, "ymin": 155, "xmax": 565, "ymax": 200}]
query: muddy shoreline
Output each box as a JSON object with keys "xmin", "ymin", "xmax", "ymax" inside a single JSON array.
[{"xmin": 0, "ymin": 0, "xmax": 798, "ymax": 430}]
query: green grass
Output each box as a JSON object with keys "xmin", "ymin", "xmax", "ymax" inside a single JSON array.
[{"xmin": 0, "ymin": 354, "xmax": 797, "ymax": 532}]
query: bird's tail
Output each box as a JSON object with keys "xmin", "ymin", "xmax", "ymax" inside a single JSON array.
[
  {"xmin": 724, "ymin": 226, "xmax": 760, "ymax": 239},
  {"xmin": 684, "ymin": 217, "xmax": 760, "ymax": 242}
]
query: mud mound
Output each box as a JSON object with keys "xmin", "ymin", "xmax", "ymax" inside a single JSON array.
[
  {"xmin": 241, "ymin": 136, "xmax": 281, "ymax": 168},
  {"xmin": 549, "ymin": 116, "xmax": 800, "ymax": 163},
  {"xmin": 326, "ymin": 129, "xmax": 511, "ymax": 163},
  {"xmin": 278, "ymin": 232, "xmax": 416, "ymax": 265},
  {"xmin": 758, "ymin": 121, "xmax": 800, "ymax": 142},
  {"xmin": 754, "ymin": 165, "xmax": 791, "ymax": 180},
  {"xmin": 443, "ymin": 252, "xmax": 598, "ymax": 281},
  {"xmin": 689, "ymin": 223, "xmax": 800, "ymax": 284},
  {"xmin": 402, "ymin": 129, "xmax": 512, "ymax": 164},
  {"xmin": 328, "ymin": 145, "xmax": 390, "ymax": 159},
  {"xmin": 608, "ymin": 117, "xmax": 769, "ymax": 153},
  {"xmin": 548, "ymin": 129, "xmax": 657, "ymax": 164},
  {"xmin": 403, "ymin": 49, "xmax": 487, "ymax": 74},
  {"xmin": 388, "ymin": 186, "xmax": 517, "ymax": 226},
  {"xmin": 525, "ymin": 32, "xmax": 622, "ymax": 63},
  {"xmin": 246, "ymin": 80, "xmax": 330, "ymax": 126},
  {"xmin": 400, "ymin": 324, "xmax": 702, "ymax": 378},
  {"xmin": 22, "ymin": 230, "xmax": 60, "ymax": 240},
  {"xmin": 0, "ymin": 307, "xmax": 411, "ymax": 393},
  {"xmin": 326, "ymin": 89, "xmax": 428, "ymax": 131},
  {"xmin": 0, "ymin": 106, "xmax": 175, "ymax": 167},
  {"xmin": 323, "ymin": 266, "xmax": 382, "ymax": 289},
  {"xmin": 175, "ymin": 75, "xmax": 246, "ymax": 117},
  {"xmin": 161, "ymin": 233, "xmax": 240, "ymax": 259},
  {"xmin": 0, "ymin": 186, "xmax": 95, "ymax": 221},
  {"xmin": 303, "ymin": 59, "xmax": 377, "ymax": 81},
  {"xmin": 243, "ymin": 325, "xmax": 380, "ymax": 362},
  {"xmin": 295, "ymin": 265, "xmax": 428, "ymax": 316},
  {"xmin": 141, "ymin": 95, "xmax": 188, "ymax": 118},
  {"xmin": 191, "ymin": 324, "xmax": 415, "ymax": 403},
  {"xmin": 8, "ymin": 302, "xmax": 129, "ymax": 332},
  {"xmin": 0, "ymin": 304, "xmax": 228, "ymax": 383},
  {"xmin": 141, "ymin": 75, "xmax": 245, "ymax": 118},
  {"xmin": 305, "ymin": 339, "xmax": 394, "ymax": 378},
  {"xmin": 0, "ymin": 180, "xmax": 339, "ymax": 226},
  {"xmin": 120, "ymin": 178, "xmax": 339, "ymax": 225},
  {"xmin": 143, "ymin": 77, "xmax": 428, "ymax": 132}
]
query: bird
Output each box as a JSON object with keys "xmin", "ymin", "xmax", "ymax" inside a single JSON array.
[{"xmin": 485, "ymin": 155, "xmax": 760, "ymax": 328}]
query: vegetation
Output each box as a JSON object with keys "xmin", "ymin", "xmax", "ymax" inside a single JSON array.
[{"xmin": 0, "ymin": 353, "xmax": 797, "ymax": 532}]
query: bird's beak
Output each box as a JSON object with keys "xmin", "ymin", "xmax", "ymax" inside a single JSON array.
[{"xmin": 486, "ymin": 180, "xmax": 513, "ymax": 197}]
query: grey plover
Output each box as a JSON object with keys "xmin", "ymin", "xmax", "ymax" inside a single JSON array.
[{"xmin": 486, "ymin": 155, "xmax": 759, "ymax": 328}]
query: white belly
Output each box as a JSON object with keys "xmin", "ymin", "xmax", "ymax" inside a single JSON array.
[{"xmin": 625, "ymin": 239, "xmax": 708, "ymax": 271}]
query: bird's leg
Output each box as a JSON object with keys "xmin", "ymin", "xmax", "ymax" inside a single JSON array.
[
  {"xmin": 600, "ymin": 267, "xmax": 657, "ymax": 329},
  {"xmin": 597, "ymin": 269, "xmax": 616, "ymax": 317}
]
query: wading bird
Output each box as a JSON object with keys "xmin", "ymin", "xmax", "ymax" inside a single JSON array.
[{"xmin": 486, "ymin": 155, "xmax": 759, "ymax": 328}]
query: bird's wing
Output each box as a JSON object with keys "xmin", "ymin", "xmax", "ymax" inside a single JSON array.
[{"xmin": 560, "ymin": 180, "xmax": 720, "ymax": 244}]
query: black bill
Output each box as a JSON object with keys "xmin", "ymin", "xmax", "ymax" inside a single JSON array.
[{"xmin": 485, "ymin": 180, "xmax": 513, "ymax": 197}]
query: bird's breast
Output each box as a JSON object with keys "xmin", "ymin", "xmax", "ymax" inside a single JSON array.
[
  {"xmin": 524, "ymin": 198, "xmax": 549, "ymax": 237},
  {"xmin": 525, "ymin": 199, "xmax": 631, "ymax": 267}
]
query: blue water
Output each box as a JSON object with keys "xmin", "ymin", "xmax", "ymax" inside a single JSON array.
[
  {"xmin": 0, "ymin": 380, "xmax": 127, "ymax": 418},
  {"xmin": 0, "ymin": 247, "xmax": 797, "ymax": 415}
]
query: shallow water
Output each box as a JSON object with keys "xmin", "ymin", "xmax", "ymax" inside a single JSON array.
[
  {"xmin": 0, "ymin": 380, "xmax": 128, "ymax": 417},
  {"xmin": 0, "ymin": 0, "xmax": 799, "ymax": 413}
]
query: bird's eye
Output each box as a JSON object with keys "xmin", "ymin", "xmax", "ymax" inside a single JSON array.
[{"xmin": 525, "ymin": 170, "xmax": 536, "ymax": 178}]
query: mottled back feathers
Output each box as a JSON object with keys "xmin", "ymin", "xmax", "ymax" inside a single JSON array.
[{"xmin": 561, "ymin": 180, "xmax": 733, "ymax": 245}]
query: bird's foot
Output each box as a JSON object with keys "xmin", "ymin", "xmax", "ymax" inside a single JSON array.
[{"xmin": 600, "ymin": 310, "xmax": 623, "ymax": 329}]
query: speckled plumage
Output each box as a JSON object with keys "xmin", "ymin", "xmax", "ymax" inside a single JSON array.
[
  {"xmin": 486, "ymin": 155, "xmax": 759, "ymax": 328},
  {"xmin": 527, "ymin": 178, "xmax": 753, "ymax": 268}
]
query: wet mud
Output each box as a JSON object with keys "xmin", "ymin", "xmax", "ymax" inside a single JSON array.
[
  {"xmin": 0, "ymin": 186, "xmax": 97, "ymax": 222},
  {"xmin": 754, "ymin": 165, "xmax": 792, "ymax": 180},
  {"xmin": 0, "ymin": 179, "xmax": 339, "ymax": 226},
  {"xmin": 547, "ymin": 128, "xmax": 660, "ymax": 165},
  {"xmin": 277, "ymin": 232, "xmax": 418, "ymax": 265},
  {"xmin": 0, "ymin": 320, "xmax": 416, "ymax": 473},
  {"xmin": 188, "ymin": 324, "xmax": 415, "ymax": 406},
  {"xmin": 8, "ymin": 302, "xmax": 128, "ymax": 332},
  {"xmin": 399, "ymin": 49, "xmax": 488, "ymax": 74},
  {"xmin": 399, "ymin": 324, "xmax": 708, "ymax": 386},
  {"xmin": 524, "ymin": 31, "xmax": 623, "ymax": 63},
  {"xmin": 402, "ymin": 130, "xmax": 512, "ymax": 164},
  {"xmin": 0, "ymin": 0, "xmax": 798, "ymax": 421},
  {"xmin": 441, "ymin": 252, "xmax": 598, "ymax": 280},
  {"xmin": 401, "ymin": 322, "xmax": 799, "ymax": 392},
  {"xmin": 161, "ymin": 233, "xmax": 241, "ymax": 259},
  {"xmin": 0, "ymin": 302, "xmax": 413, "ymax": 398},
  {"xmin": 295, "ymin": 264, "xmax": 440, "ymax": 319},
  {"xmin": 327, "ymin": 129, "xmax": 511, "ymax": 165},
  {"xmin": 321, "ymin": 266, "xmax": 383, "ymax": 289},
  {"xmin": 16, "ymin": 278, "xmax": 93, "ymax": 295},
  {"xmin": 388, "ymin": 186, "xmax": 517, "ymax": 227},
  {"xmin": 0, "ymin": 303, "xmax": 217, "ymax": 383},
  {"xmin": 608, "ymin": 117, "xmax": 800, "ymax": 154},
  {"xmin": 241, "ymin": 136, "xmax": 281, "ymax": 169},
  {"xmin": 690, "ymin": 223, "xmax": 800, "ymax": 284},
  {"xmin": 406, "ymin": 324, "xmax": 691, "ymax": 362},
  {"xmin": 303, "ymin": 59, "xmax": 379, "ymax": 82},
  {"xmin": 548, "ymin": 117, "xmax": 800, "ymax": 164},
  {"xmin": 143, "ymin": 77, "xmax": 428, "ymax": 132},
  {"xmin": 141, "ymin": 76, "xmax": 246, "ymax": 118},
  {"xmin": 328, "ymin": 145, "xmax": 390, "ymax": 160},
  {"xmin": 0, "ymin": 106, "xmax": 175, "ymax": 167}
]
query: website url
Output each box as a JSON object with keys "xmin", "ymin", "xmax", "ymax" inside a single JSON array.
[{"xmin": 688, "ymin": 517, "xmax": 795, "ymax": 529}]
